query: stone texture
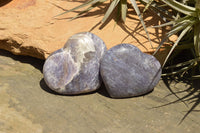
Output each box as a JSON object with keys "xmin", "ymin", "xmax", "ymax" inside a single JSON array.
[
  {"xmin": 0, "ymin": 0, "xmax": 176, "ymax": 61},
  {"xmin": 100, "ymin": 44, "xmax": 161, "ymax": 98},
  {"xmin": 43, "ymin": 32, "xmax": 106, "ymax": 94},
  {"xmin": 1, "ymin": 49, "xmax": 200, "ymax": 133}
]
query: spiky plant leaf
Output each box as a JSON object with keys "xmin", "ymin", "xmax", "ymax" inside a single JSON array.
[
  {"xmin": 164, "ymin": 57, "xmax": 200, "ymax": 70},
  {"xmin": 194, "ymin": 21, "xmax": 200, "ymax": 57},
  {"xmin": 120, "ymin": 0, "xmax": 128, "ymax": 22},
  {"xmin": 140, "ymin": 0, "xmax": 175, "ymax": 22},
  {"xmin": 152, "ymin": 16, "xmax": 192, "ymax": 28},
  {"xmin": 130, "ymin": 0, "xmax": 153, "ymax": 48},
  {"xmin": 161, "ymin": 0, "xmax": 196, "ymax": 16},
  {"xmin": 163, "ymin": 23, "xmax": 194, "ymax": 66},
  {"xmin": 162, "ymin": 62, "xmax": 197, "ymax": 76},
  {"xmin": 166, "ymin": 21, "xmax": 191, "ymax": 36},
  {"xmin": 159, "ymin": 42, "xmax": 193, "ymax": 50},
  {"xmin": 101, "ymin": 0, "xmax": 120, "ymax": 23},
  {"xmin": 70, "ymin": 6, "xmax": 96, "ymax": 21},
  {"xmin": 151, "ymin": 0, "xmax": 199, "ymax": 68},
  {"xmin": 70, "ymin": 0, "xmax": 107, "ymax": 20},
  {"xmin": 143, "ymin": 0, "xmax": 154, "ymax": 13},
  {"xmin": 191, "ymin": 74, "xmax": 200, "ymax": 79},
  {"xmin": 54, "ymin": 0, "xmax": 100, "ymax": 17},
  {"xmin": 151, "ymin": 20, "xmax": 174, "ymax": 28},
  {"xmin": 153, "ymin": 20, "xmax": 191, "ymax": 56}
]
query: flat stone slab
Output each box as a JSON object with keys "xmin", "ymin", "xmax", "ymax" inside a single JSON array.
[{"xmin": 0, "ymin": 49, "xmax": 200, "ymax": 133}]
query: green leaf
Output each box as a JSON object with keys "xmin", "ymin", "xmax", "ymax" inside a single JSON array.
[
  {"xmin": 140, "ymin": 0, "xmax": 175, "ymax": 21},
  {"xmin": 191, "ymin": 75, "xmax": 200, "ymax": 80},
  {"xmin": 162, "ymin": 62, "xmax": 196, "ymax": 76},
  {"xmin": 153, "ymin": 37, "xmax": 169, "ymax": 55},
  {"xmin": 161, "ymin": 0, "xmax": 196, "ymax": 16},
  {"xmin": 54, "ymin": 0, "xmax": 100, "ymax": 17},
  {"xmin": 69, "ymin": 0, "xmax": 107, "ymax": 20},
  {"xmin": 101, "ymin": 0, "xmax": 120, "ymax": 23},
  {"xmin": 166, "ymin": 22, "xmax": 189, "ymax": 36},
  {"xmin": 130, "ymin": 0, "xmax": 153, "ymax": 48},
  {"xmin": 143, "ymin": 0, "xmax": 154, "ymax": 13},
  {"xmin": 195, "ymin": 0, "xmax": 200, "ymax": 11},
  {"xmin": 152, "ymin": 20, "xmax": 174, "ymax": 28},
  {"xmin": 153, "ymin": 22, "xmax": 189, "ymax": 56},
  {"xmin": 194, "ymin": 22, "xmax": 200, "ymax": 57},
  {"xmin": 162, "ymin": 23, "xmax": 193, "ymax": 67},
  {"xmin": 160, "ymin": 43, "xmax": 193, "ymax": 50},
  {"xmin": 164, "ymin": 57, "xmax": 200, "ymax": 70},
  {"xmin": 70, "ymin": 6, "xmax": 95, "ymax": 21},
  {"xmin": 152, "ymin": 16, "xmax": 192, "ymax": 28},
  {"xmin": 120, "ymin": 0, "xmax": 128, "ymax": 22}
]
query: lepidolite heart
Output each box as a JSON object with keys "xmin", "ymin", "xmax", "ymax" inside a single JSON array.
[
  {"xmin": 100, "ymin": 44, "xmax": 161, "ymax": 98},
  {"xmin": 43, "ymin": 32, "xmax": 106, "ymax": 94}
]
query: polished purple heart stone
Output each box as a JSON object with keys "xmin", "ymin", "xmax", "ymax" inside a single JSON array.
[
  {"xmin": 43, "ymin": 32, "xmax": 106, "ymax": 94},
  {"xmin": 100, "ymin": 44, "xmax": 161, "ymax": 98}
]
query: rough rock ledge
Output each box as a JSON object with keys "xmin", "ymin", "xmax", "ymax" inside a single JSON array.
[{"xmin": 0, "ymin": 0, "xmax": 170, "ymax": 60}]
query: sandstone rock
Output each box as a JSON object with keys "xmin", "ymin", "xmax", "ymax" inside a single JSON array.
[
  {"xmin": 100, "ymin": 44, "xmax": 161, "ymax": 98},
  {"xmin": 43, "ymin": 32, "xmax": 106, "ymax": 94},
  {"xmin": 0, "ymin": 0, "xmax": 172, "ymax": 61}
]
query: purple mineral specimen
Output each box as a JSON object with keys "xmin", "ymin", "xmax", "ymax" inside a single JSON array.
[
  {"xmin": 100, "ymin": 44, "xmax": 161, "ymax": 98},
  {"xmin": 43, "ymin": 32, "xmax": 106, "ymax": 94}
]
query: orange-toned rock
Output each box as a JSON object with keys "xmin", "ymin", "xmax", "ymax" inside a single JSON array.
[{"xmin": 0, "ymin": 0, "xmax": 171, "ymax": 60}]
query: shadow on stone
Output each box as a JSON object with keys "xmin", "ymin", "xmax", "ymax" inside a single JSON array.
[
  {"xmin": 0, "ymin": 0, "xmax": 12, "ymax": 7},
  {"xmin": 40, "ymin": 78, "xmax": 99, "ymax": 96},
  {"xmin": 97, "ymin": 82, "xmax": 111, "ymax": 98},
  {"xmin": 97, "ymin": 82, "xmax": 154, "ymax": 99},
  {"xmin": 40, "ymin": 78, "xmax": 60, "ymax": 95},
  {"xmin": 158, "ymin": 49, "xmax": 200, "ymax": 124},
  {"xmin": 40, "ymin": 78, "xmax": 154, "ymax": 98},
  {"xmin": 0, "ymin": 49, "xmax": 44, "ymax": 72},
  {"xmin": 162, "ymin": 77, "xmax": 200, "ymax": 125}
]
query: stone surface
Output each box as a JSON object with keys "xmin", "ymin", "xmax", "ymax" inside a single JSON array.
[
  {"xmin": 1, "ymin": 49, "xmax": 200, "ymax": 133},
  {"xmin": 43, "ymin": 32, "xmax": 106, "ymax": 94},
  {"xmin": 0, "ymin": 0, "xmax": 176, "ymax": 60},
  {"xmin": 100, "ymin": 44, "xmax": 161, "ymax": 98}
]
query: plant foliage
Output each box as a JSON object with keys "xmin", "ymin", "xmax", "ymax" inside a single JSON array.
[
  {"xmin": 56, "ymin": 0, "xmax": 200, "ymax": 78},
  {"xmin": 141, "ymin": 0, "xmax": 200, "ymax": 77},
  {"xmin": 55, "ymin": 0, "xmax": 153, "ymax": 47}
]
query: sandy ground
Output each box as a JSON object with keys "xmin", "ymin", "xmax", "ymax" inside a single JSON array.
[{"xmin": 0, "ymin": 49, "xmax": 199, "ymax": 133}]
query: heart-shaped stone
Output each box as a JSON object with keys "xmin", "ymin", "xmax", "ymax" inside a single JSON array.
[
  {"xmin": 43, "ymin": 32, "xmax": 107, "ymax": 94},
  {"xmin": 100, "ymin": 44, "xmax": 161, "ymax": 98}
]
